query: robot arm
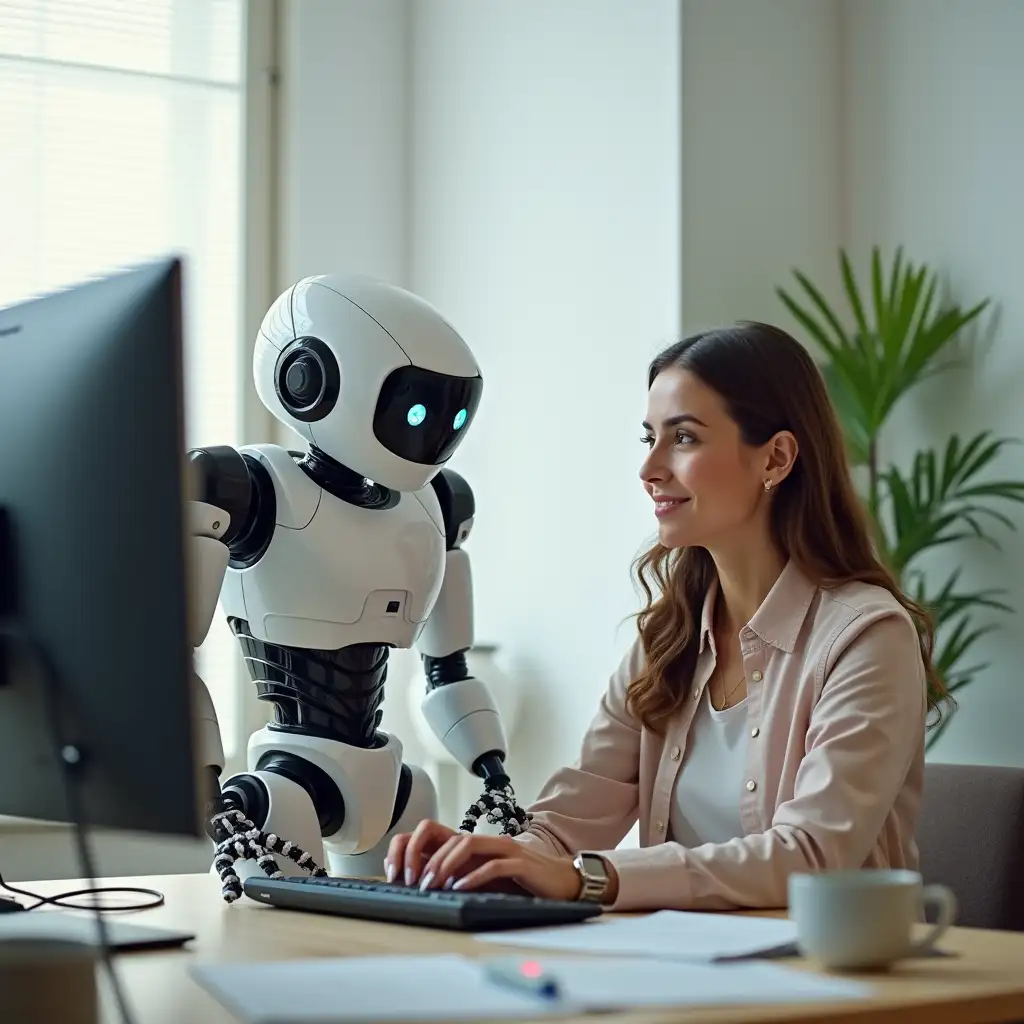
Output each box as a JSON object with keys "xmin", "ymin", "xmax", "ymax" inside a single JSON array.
[
  {"xmin": 188, "ymin": 496, "xmax": 230, "ymax": 651},
  {"xmin": 416, "ymin": 470, "xmax": 528, "ymax": 835},
  {"xmin": 186, "ymin": 445, "xmax": 272, "ymax": 778},
  {"xmin": 417, "ymin": 546, "xmax": 509, "ymax": 779},
  {"xmin": 187, "ymin": 495, "xmax": 228, "ymax": 780}
]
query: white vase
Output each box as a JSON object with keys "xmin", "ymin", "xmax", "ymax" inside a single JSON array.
[{"xmin": 406, "ymin": 644, "xmax": 521, "ymax": 766}]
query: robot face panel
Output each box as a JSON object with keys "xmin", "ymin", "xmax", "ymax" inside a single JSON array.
[
  {"xmin": 254, "ymin": 274, "xmax": 483, "ymax": 493},
  {"xmin": 373, "ymin": 365, "xmax": 482, "ymax": 465}
]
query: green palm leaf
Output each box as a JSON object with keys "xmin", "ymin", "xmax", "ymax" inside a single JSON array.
[
  {"xmin": 934, "ymin": 617, "xmax": 998, "ymax": 677},
  {"xmin": 777, "ymin": 246, "xmax": 988, "ymax": 441},
  {"xmin": 882, "ymin": 433, "xmax": 1024, "ymax": 572},
  {"xmin": 905, "ymin": 568, "xmax": 1012, "ymax": 628},
  {"xmin": 821, "ymin": 362, "xmax": 870, "ymax": 465}
]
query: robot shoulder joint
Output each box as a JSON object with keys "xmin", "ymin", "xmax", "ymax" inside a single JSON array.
[
  {"xmin": 188, "ymin": 445, "xmax": 276, "ymax": 567},
  {"xmin": 429, "ymin": 468, "xmax": 474, "ymax": 550}
]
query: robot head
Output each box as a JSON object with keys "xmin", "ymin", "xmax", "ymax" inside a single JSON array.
[{"xmin": 254, "ymin": 274, "xmax": 482, "ymax": 492}]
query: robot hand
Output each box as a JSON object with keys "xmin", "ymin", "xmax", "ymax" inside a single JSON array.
[{"xmin": 420, "ymin": 669, "xmax": 529, "ymax": 836}]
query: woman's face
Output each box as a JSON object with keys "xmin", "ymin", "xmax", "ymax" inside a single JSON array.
[{"xmin": 639, "ymin": 366, "xmax": 773, "ymax": 550}]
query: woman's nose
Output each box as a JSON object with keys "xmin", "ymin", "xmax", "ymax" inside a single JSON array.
[{"xmin": 640, "ymin": 448, "xmax": 668, "ymax": 483}]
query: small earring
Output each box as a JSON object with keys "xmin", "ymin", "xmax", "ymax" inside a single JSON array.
[{"xmin": 764, "ymin": 479, "xmax": 773, "ymax": 492}]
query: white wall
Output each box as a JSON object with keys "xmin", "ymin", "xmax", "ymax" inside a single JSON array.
[
  {"xmin": 844, "ymin": 0, "xmax": 1024, "ymax": 767},
  {"xmin": 277, "ymin": 0, "xmax": 409, "ymax": 288},
  {"xmin": 408, "ymin": 0, "xmax": 681, "ymax": 805},
  {"xmin": 680, "ymin": 0, "xmax": 844, "ymax": 335}
]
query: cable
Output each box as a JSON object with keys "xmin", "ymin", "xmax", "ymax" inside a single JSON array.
[
  {"xmin": 0, "ymin": 874, "xmax": 164, "ymax": 914},
  {"xmin": 0, "ymin": 624, "xmax": 138, "ymax": 1024}
]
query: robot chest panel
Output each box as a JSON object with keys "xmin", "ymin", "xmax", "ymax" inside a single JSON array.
[{"xmin": 237, "ymin": 490, "xmax": 447, "ymax": 650}]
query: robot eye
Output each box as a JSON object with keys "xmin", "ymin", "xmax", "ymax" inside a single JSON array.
[
  {"xmin": 453, "ymin": 408, "xmax": 467, "ymax": 430},
  {"xmin": 406, "ymin": 403, "xmax": 427, "ymax": 427}
]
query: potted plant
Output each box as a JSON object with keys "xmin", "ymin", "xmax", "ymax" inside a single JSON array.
[{"xmin": 777, "ymin": 247, "xmax": 1024, "ymax": 749}]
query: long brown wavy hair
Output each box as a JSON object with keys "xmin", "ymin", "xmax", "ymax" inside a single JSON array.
[{"xmin": 627, "ymin": 322, "xmax": 949, "ymax": 733}]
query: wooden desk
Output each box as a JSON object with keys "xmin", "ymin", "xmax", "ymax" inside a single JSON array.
[{"xmin": 25, "ymin": 873, "xmax": 1024, "ymax": 1023}]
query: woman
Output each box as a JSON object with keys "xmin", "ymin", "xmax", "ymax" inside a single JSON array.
[{"xmin": 386, "ymin": 322, "xmax": 941, "ymax": 912}]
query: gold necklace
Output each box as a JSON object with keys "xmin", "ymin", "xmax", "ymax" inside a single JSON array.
[{"xmin": 714, "ymin": 666, "xmax": 746, "ymax": 710}]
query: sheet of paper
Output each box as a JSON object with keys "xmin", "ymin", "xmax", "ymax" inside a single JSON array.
[
  {"xmin": 190, "ymin": 954, "xmax": 582, "ymax": 1023},
  {"xmin": 476, "ymin": 909, "xmax": 800, "ymax": 961},
  {"xmin": 191, "ymin": 952, "xmax": 871, "ymax": 1023},
  {"xmin": 512, "ymin": 956, "xmax": 870, "ymax": 1010}
]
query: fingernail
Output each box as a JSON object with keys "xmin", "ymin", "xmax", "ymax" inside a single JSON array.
[
  {"xmin": 384, "ymin": 861, "xmax": 395, "ymax": 883},
  {"xmin": 405, "ymin": 867, "xmax": 413, "ymax": 886},
  {"xmin": 419, "ymin": 872, "xmax": 434, "ymax": 891},
  {"xmin": 452, "ymin": 878, "xmax": 466, "ymax": 890},
  {"xmin": 443, "ymin": 877, "xmax": 455, "ymax": 890}
]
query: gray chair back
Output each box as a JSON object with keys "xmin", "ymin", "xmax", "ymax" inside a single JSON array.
[{"xmin": 916, "ymin": 762, "xmax": 1024, "ymax": 931}]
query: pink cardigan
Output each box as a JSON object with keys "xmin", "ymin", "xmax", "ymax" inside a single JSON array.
[{"xmin": 515, "ymin": 560, "xmax": 927, "ymax": 912}]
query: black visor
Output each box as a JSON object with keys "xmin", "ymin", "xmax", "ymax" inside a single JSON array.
[{"xmin": 372, "ymin": 365, "xmax": 483, "ymax": 466}]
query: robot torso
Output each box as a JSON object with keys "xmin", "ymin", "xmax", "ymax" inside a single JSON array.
[{"xmin": 217, "ymin": 443, "xmax": 448, "ymax": 652}]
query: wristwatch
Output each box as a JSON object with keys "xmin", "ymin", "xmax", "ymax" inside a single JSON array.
[{"xmin": 571, "ymin": 851, "xmax": 611, "ymax": 903}]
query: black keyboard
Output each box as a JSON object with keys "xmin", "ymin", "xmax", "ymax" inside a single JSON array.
[{"xmin": 242, "ymin": 875, "xmax": 603, "ymax": 932}]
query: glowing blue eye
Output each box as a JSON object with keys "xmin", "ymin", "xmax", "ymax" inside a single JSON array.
[
  {"xmin": 407, "ymin": 403, "xmax": 426, "ymax": 427},
  {"xmin": 453, "ymin": 408, "xmax": 467, "ymax": 430}
]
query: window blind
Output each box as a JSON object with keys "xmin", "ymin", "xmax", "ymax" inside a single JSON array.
[{"xmin": 0, "ymin": 0, "xmax": 248, "ymax": 755}]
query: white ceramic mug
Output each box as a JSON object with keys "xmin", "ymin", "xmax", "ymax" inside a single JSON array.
[
  {"xmin": 788, "ymin": 869, "xmax": 957, "ymax": 970},
  {"xmin": 0, "ymin": 936, "xmax": 99, "ymax": 1024}
]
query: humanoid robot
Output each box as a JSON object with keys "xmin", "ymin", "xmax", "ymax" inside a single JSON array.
[{"xmin": 186, "ymin": 273, "xmax": 528, "ymax": 901}]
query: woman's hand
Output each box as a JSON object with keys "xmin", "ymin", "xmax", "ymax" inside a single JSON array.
[
  {"xmin": 384, "ymin": 819, "xmax": 583, "ymax": 901},
  {"xmin": 384, "ymin": 819, "xmax": 460, "ymax": 886}
]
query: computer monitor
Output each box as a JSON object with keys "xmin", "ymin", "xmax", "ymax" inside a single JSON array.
[{"xmin": 0, "ymin": 257, "xmax": 204, "ymax": 837}]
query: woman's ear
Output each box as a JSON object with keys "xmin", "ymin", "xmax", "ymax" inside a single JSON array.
[{"xmin": 765, "ymin": 431, "xmax": 798, "ymax": 485}]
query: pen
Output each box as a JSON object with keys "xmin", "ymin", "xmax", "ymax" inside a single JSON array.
[{"xmin": 483, "ymin": 958, "xmax": 562, "ymax": 1000}]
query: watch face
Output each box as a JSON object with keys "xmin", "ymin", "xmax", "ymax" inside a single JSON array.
[{"xmin": 580, "ymin": 853, "xmax": 608, "ymax": 880}]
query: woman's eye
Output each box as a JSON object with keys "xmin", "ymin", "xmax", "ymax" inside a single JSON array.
[{"xmin": 641, "ymin": 431, "xmax": 696, "ymax": 447}]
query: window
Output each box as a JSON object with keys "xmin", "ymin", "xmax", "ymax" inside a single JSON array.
[{"xmin": 0, "ymin": 0, "xmax": 249, "ymax": 758}]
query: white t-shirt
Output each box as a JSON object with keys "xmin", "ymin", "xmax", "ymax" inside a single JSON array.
[{"xmin": 669, "ymin": 687, "xmax": 748, "ymax": 847}]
